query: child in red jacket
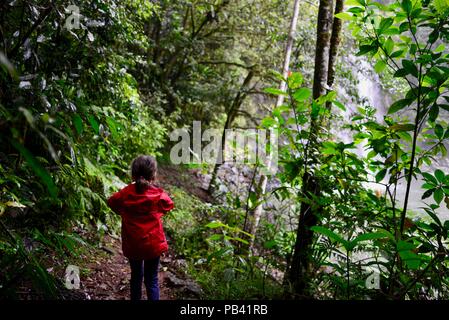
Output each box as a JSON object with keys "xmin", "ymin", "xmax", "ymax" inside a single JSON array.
[{"xmin": 107, "ymin": 155, "xmax": 174, "ymax": 300}]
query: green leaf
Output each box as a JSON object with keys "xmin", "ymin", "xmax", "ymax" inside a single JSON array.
[
  {"xmin": 293, "ymin": 88, "xmax": 312, "ymax": 101},
  {"xmin": 206, "ymin": 220, "xmax": 225, "ymax": 228},
  {"xmin": 399, "ymin": 22, "xmax": 410, "ymax": 33},
  {"xmin": 376, "ymin": 168, "xmax": 387, "ymax": 182},
  {"xmin": 402, "ymin": 60, "xmax": 418, "ymax": 77},
  {"xmin": 388, "ymin": 99, "xmax": 412, "ymax": 114},
  {"xmin": 207, "ymin": 234, "xmax": 222, "ymax": 241},
  {"xmin": 88, "ymin": 115, "xmax": 100, "ymax": 135},
  {"xmin": 390, "ymin": 123, "xmax": 415, "ymax": 131},
  {"xmin": 422, "ymin": 188, "xmax": 434, "ymax": 199},
  {"xmin": 391, "ymin": 50, "xmax": 404, "ymax": 58},
  {"xmin": 384, "ymin": 27, "xmax": 400, "ymax": 35},
  {"xmin": 397, "ymin": 240, "xmax": 416, "ymax": 251},
  {"xmin": 402, "ymin": 254, "xmax": 421, "ymax": 270},
  {"xmin": 72, "ymin": 114, "xmax": 83, "ymax": 135},
  {"xmin": 348, "ymin": 7, "xmax": 365, "ymax": 13},
  {"xmin": 435, "ymin": 169, "xmax": 445, "ymax": 183},
  {"xmin": 384, "ymin": 37, "xmax": 394, "ymax": 55},
  {"xmin": 311, "ymin": 226, "xmax": 348, "ymax": 248},
  {"xmin": 401, "ymin": 0, "xmax": 412, "ymax": 14},
  {"xmin": 429, "ymin": 104, "xmax": 439, "ymax": 123},
  {"xmin": 352, "ymin": 232, "xmax": 389, "ymax": 244},
  {"xmin": 332, "ymin": 100, "xmax": 346, "ymax": 111},
  {"xmin": 287, "ymin": 72, "xmax": 303, "ymax": 89},
  {"xmin": 434, "ymin": 188, "xmax": 444, "ymax": 204},
  {"xmin": 264, "ymin": 239, "xmax": 277, "ymax": 249},
  {"xmin": 335, "ymin": 12, "xmax": 355, "ymax": 21},
  {"xmin": 356, "ymin": 45, "xmax": 377, "ymax": 56},
  {"xmin": 394, "ymin": 68, "xmax": 409, "ymax": 77},
  {"xmin": 106, "ymin": 117, "xmax": 120, "ymax": 140},
  {"xmin": 435, "ymin": 44, "xmax": 445, "ymax": 53},
  {"xmin": 422, "ymin": 183, "xmax": 435, "ymax": 189},
  {"xmin": 346, "ymin": 0, "xmax": 364, "ymax": 6},
  {"xmin": 422, "ymin": 172, "xmax": 438, "ymax": 185},
  {"xmin": 264, "ymin": 87, "xmax": 287, "ymax": 96},
  {"xmin": 379, "ymin": 18, "xmax": 394, "ymax": 33},
  {"xmin": 261, "ymin": 116, "xmax": 277, "ymax": 128},
  {"xmin": 424, "ymin": 208, "xmax": 442, "ymax": 227},
  {"xmin": 374, "ymin": 60, "xmax": 387, "ymax": 73},
  {"xmin": 322, "ymin": 141, "xmax": 338, "ymax": 155},
  {"xmin": 9, "ymin": 138, "xmax": 58, "ymax": 198},
  {"xmin": 376, "ymin": 229, "xmax": 396, "ymax": 241},
  {"xmin": 231, "ymin": 237, "xmax": 249, "ymax": 245},
  {"xmin": 434, "ymin": 0, "xmax": 449, "ymax": 14},
  {"xmin": 435, "ymin": 124, "xmax": 444, "ymax": 139}
]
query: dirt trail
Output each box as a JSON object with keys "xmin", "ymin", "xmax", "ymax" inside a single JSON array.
[
  {"xmin": 81, "ymin": 235, "xmax": 176, "ymax": 300},
  {"xmin": 80, "ymin": 164, "xmax": 208, "ymax": 300}
]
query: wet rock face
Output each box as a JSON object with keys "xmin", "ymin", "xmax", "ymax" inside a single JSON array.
[{"xmin": 164, "ymin": 271, "xmax": 203, "ymax": 298}]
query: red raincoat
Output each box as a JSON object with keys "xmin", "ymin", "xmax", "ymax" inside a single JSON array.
[{"xmin": 107, "ymin": 183, "xmax": 174, "ymax": 260}]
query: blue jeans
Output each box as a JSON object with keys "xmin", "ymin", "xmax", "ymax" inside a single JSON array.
[{"xmin": 129, "ymin": 257, "xmax": 160, "ymax": 300}]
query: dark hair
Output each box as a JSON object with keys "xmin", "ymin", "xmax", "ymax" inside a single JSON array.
[{"xmin": 131, "ymin": 155, "xmax": 157, "ymax": 193}]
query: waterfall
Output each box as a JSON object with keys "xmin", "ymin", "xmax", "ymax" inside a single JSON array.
[{"xmin": 341, "ymin": 55, "xmax": 449, "ymax": 221}]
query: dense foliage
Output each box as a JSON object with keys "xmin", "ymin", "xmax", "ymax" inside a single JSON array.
[{"xmin": 1, "ymin": 0, "xmax": 449, "ymax": 300}]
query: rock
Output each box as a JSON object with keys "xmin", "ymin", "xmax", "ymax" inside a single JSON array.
[
  {"xmin": 182, "ymin": 281, "xmax": 203, "ymax": 297},
  {"xmin": 160, "ymin": 255, "xmax": 172, "ymax": 264},
  {"xmin": 241, "ymin": 166, "xmax": 253, "ymax": 177},
  {"xmin": 164, "ymin": 271, "xmax": 203, "ymax": 297},
  {"xmin": 172, "ymin": 259, "xmax": 188, "ymax": 271},
  {"xmin": 165, "ymin": 271, "xmax": 186, "ymax": 287},
  {"xmin": 99, "ymin": 245, "xmax": 115, "ymax": 255}
]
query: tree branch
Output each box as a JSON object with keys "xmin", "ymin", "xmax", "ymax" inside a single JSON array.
[{"xmin": 7, "ymin": 4, "xmax": 53, "ymax": 59}]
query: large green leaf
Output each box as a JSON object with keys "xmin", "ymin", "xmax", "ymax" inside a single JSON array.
[
  {"xmin": 401, "ymin": 0, "xmax": 412, "ymax": 14},
  {"xmin": 375, "ymin": 168, "xmax": 387, "ymax": 182},
  {"xmin": 311, "ymin": 226, "xmax": 348, "ymax": 248},
  {"xmin": 388, "ymin": 98, "xmax": 412, "ymax": 114},
  {"xmin": 434, "ymin": 188, "xmax": 444, "ymax": 204},
  {"xmin": 72, "ymin": 114, "xmax": 84, "ymax": 135},
  {"xmin": 88, "ymin": 115, "xmax": 100, "ymax": 135},
  {"xmin": 435, "ymin": 169, "xmax": 445, "ymax": 183},
  {"xmin": 352, "ymin": 232, "xmax": 389, "ymax": 244},
  {"xmin": 293, "ymin": 88, "xmax": 312, "ymax": 101},
  {"xmin": 390, "ymin": 123, "xmax": 415, "ymax": 132},
  {"xmin": 402, "ymin": 60, "xmax": 418, "ymax": 77},
  {"xmin": 264, "ymin": 87, "xmax": 287, "ymax": 96},
  {"xmin": 287, "ymin": 72, "xmax": 303, "ymax": 89},
  {"xmin": 9, "ymin": 138, "xmax": 58, "ymax": 198},
  {"xmin": 206, "ymin": 220, "xmax": 226, "ymax": 229}
]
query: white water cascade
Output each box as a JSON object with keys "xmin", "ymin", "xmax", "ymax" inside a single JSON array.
[{"xmin": 350, "ymin": 57, "xmax": 449, "ymax": 221}]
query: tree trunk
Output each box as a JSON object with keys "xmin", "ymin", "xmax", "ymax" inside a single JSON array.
[
  {"xmin": 248, "ymin": 0, "xmax": 301, "ymax": 250},
  {"xmin": 287, "ymin": 0, "xmax": 334, "ymax": 297},
  {"xmin": 208, "ymin": 70, "xmax": 254, "ymax": 192},
  {"xmin": 325, "ymin": 0, "xmax": 344, "ymax": 110},
  {"xmin": 312, "ymin": 0, "xmax": 334, "ymax": 99}
]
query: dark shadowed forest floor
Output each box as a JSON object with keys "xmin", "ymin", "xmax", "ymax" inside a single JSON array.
[{"xmin": 82, "ymin": 235, "xmax": 200, "ymax": 300}]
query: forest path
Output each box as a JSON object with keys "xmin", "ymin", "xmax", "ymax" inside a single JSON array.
[
  {"xmin": 79, "ymin": 164, "xmax": 209, "ymax": 300},
  {"xmin": 81, "ymin": 235, "xmax": 176, "ymax": 300}
]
